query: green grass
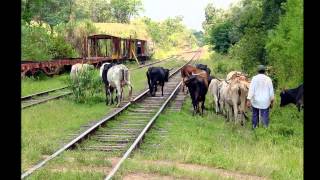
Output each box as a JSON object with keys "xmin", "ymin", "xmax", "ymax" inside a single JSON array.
[
  {"xmin": 21, "ymin": 56, "xmax": 186, "ymax": 175},
  {"xmin": 21, "ymin": 74, "xmax": 69, "ymax": 97},
  {"xmin": 22, "ymin": 50, "xmax": 301, "ymax": 180},
  {"xmin": 119, "ymin": 95, "xmax": 302, "ymax": 179},
  {"xmin": 116, "ymin": 49, "xmax": 303, "ymax": 180},
  {"xmin": 21, "ymin": 99, "xmax": 111, "ymax": 172}
]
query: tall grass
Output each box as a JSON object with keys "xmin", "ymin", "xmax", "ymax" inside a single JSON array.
[{"xmin": 66, "ymin": 69, "xmax": 104, "ymax": 104}]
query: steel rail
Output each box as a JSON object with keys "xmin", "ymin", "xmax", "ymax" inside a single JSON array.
[
  {"xmin": 21, "ymin": 86, "xmax": 69, "ymax": 100},
  {"xmin": 21, "ymin": 50, "xmax": 200, "ymax": 179}
]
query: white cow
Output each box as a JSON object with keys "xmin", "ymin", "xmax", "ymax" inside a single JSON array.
[
  {"xmin": 208, "ymin": 78, "xmax": 222, "ymax": 114},
  {"xmin": 107, "ymin": 64, "xmax": 133, "ymax": 107},
  {"xmin": 223, "ymin": 77, "xmax": 250, "ymax": 125},
  {"xmin": 70, "ymin": 63, "xmax": 94, "ymax": 80}
]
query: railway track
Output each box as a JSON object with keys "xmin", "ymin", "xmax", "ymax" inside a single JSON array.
[
  {"xmin": 21, "ymin": 49, "xmax": 202, "ymax": 179},
  {"xmin": 21, "ymin": 52, "xmax": 191, "ymax": 109},
  {"xmin": 21, "ymin": 86, "xmax": 72, "ymax": 109}
]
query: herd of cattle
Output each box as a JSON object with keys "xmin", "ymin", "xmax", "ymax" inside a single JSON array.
[{"xmin": 70, "ymin": 62, "xmax": 304, "ymax": 124}]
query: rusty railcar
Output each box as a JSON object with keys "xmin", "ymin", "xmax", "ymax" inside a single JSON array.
[{"xmin": 21, "ymin": 34, "xmax": 150, "ymax": 77}]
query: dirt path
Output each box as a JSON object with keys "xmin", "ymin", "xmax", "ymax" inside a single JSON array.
[{"xmin": 123, "ymin": 159, "xmax": 268, "ymax": 180}]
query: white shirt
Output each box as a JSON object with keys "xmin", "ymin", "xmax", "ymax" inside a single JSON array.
[{"xmin": 247, "ymin": 74, "xmax": 274, "ymax": 109}]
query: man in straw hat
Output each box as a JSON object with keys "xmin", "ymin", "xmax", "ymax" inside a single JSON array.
[{"xmin": 247, "ymin": 65, "xmax": 274, "ymax": 128}]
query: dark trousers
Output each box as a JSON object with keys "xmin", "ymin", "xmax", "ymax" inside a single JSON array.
[{"xmin": 252, "ymin": 106, "xmax": 269, "ymax": 128}]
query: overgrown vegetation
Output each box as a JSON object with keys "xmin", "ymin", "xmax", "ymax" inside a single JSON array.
[
  {"xmin": 66, "ymin": 69, "xmax": 104, "ymax": 104},
  {"xmin": 21, "ymin": 0, "xmax": 198, "ymax": 61},
  {"xmin": 134, "ymin": 16, "xmax": 199, "ymax": 59},
  {"xmin": 203, "ymin": 0, "xmax": 303, "ymax": 87}
]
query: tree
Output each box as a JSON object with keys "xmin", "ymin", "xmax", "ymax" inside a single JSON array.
[
  {"xmin": 261, "ymin": 0, "xmax": 287, "ymax": 30},
  {"xmin": 21, "ymin": 0, "xmax": 73, "ymax": 33},
  {"xmin": 110, "ymin": 0, "xmax": 143, "ymax": 23},
  {"xmin": 208, "ymin": 21, "xmax": 232, "ymax": 54},
  {"xmin": 266, "ymin": 0, "xmax": 303, "ymax": 87}
]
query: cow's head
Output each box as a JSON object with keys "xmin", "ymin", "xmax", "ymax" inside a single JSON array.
[
  {"xmin": 279, "ymin": 89, "xmax": 292, "ymax": 107},
  {"xmin": 164, "ymin": 69, "xmax": 169, "ymax": 82}
]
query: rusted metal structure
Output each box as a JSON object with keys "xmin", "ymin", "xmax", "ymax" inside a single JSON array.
[{"xmin": 21, "ymin": 34, "xmax": 150, "ymax": 77}]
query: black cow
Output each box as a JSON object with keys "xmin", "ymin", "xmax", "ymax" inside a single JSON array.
[
  {"xmin": 146, "ymin": 67, "xmax": 170, "ymax": 96},
  {"xmin": 184, "ymin": 75, "xmax": 208, "ymax": 116},
  {"xmin": 101, "ymin": 63, "xmax": 116, "ymax": 105},
  {"xmin": 196, "ymin": 64, "xmax": 211, "ymax": 75},
  {"xmin": 280, "ymin": 84, "xmax": 304, "ymax": 111}
]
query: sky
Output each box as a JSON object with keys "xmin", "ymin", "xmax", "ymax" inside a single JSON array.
[{"xmin": 140, "ymin": 0, "xmax": 239, "ymax": 31}]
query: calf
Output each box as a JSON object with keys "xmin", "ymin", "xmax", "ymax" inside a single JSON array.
[
  {"xmin": 184, "ymin": 75, "xmax": 208, "ymax": 116},
  {"xmin": 280, "ymin": 84, "xmax": 304, "ymax": 111},
  {"xmin": 107, "ymin": 64, "xmax": 133, "ymax": 107},
  {"xmin": 146, "ymin": 67, "xmax": 169, "ymax": 96}
]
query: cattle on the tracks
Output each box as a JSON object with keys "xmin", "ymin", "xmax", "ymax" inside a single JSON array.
[
  {"xmin": 146, "ymin": 67, "xmax": 170, "ymax": 96},
  {"xmin": 208, "ymin": 78, "xmax": 222, "ymax": 114},
  {"xmin": 181, "ymin": 64, "xmax": 209, "ymax": 93},
  {"xmin": 280, "ymin": 84, "xmax": 304, "ymax": 111},
  {"xmin": 107, "ymin": 64, "xmax": 133, "ymax": 107},
  {"xmin": 70, "ymin": 63, "xmax": 94, "ymax": 80},
  {"xmin": 184, "ymin": 75, "xmax": 208, "ymax": 116},
  {"xmin": 101, "ymin": 62, "xmax": 116, "ymax": 105}
]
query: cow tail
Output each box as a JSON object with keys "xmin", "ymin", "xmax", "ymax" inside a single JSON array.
[
  {"xmin": 124, "ymin": 69, "xmax": 128, "ymax": 82},
  {"xmin": 121, "ymin": 69, "xmax": 125, "ymax": 81},
  {"xmin": 146, "ymin": 70, "xmax": 151, "ymax": 89},
  {"xmin": 238, "ymin": 86, "xmax": 241, "ymax": 97}
]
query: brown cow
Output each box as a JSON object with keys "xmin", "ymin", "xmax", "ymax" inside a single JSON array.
[{"xmin": 181, "ymin": 64, "xmax": 208, "ymax": 93}]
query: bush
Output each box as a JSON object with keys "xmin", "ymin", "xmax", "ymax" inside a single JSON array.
[
  {"xmin": 48, "ymin": 35, "xmax": 78, "ymax": 59},
  {"xmin": 59, "ymin": 20, "xmax": 98, "ymax": 57},
  {"xmin": 66, "ymin": 69, "xmax": 104, "ymax": 104},
  {"xmin": 22, "ymin": 23, "xmax": 52, "ymax": 60},
  {"xmin": 22, "ymin": 21, "xmax": 79, "ymax": 60}
]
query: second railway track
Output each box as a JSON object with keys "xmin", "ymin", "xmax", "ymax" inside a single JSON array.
[{"xmin": 21, "ymin": 49, "xmax": 202, "ymax": 179}]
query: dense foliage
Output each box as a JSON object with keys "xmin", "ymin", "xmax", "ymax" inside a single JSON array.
[
  {"xmin": 137, "ymin": 16, "xmax": 198, "ymax": 58},
  {"xmin": 204, "ymin": 0, "xmax": 303, "ymax": 88},
  {"xmin": 67, "ymin": 69, "xmax": 103, "ymax": 104},
  {"xmin": 21, "ymin": 0, "xmax": 197, "ymax": 61}
]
